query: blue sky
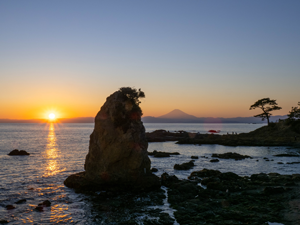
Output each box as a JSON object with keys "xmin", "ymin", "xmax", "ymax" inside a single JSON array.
[{"xmin": 1, "ymin": 0, "xmax": 299, "ymax": 119}]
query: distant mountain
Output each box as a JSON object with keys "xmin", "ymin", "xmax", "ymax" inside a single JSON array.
[
  {"xmin": 142, "ymin": 109, "xmax": 287, "ymax": 123},
  {"xmin": 158, "ymin": 109, "xmax": 198, "ymax": 119}
]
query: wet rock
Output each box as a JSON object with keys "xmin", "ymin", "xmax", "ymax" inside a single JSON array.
[
  {"xmin": 210, "ymin": 158, "xmax": 219, "ymax": 162},
  {"xmin": 5, "ymin": 205, "xmax": 15, "ymax": 210},
  {"xmin": 8, "ymin": 149, "xmax": 30, "ymax": 156},
  {"xmin": 218, "ymin": 172, "xmax": 241, "ymax": 181},
  {"xmin": 158, "ymin": 213, "xmax": 175, "ymax": 225},
  {"xmin": 150, "ymin": 168, "xmax": 158, "ymax": 172},
  {"xmin": 189, "ymin": 168, "xmax": 221, "ymax": 178},
  {"xmin": 191, "ymin": 155, "xmax": 198, "ymax": 159},
  {"xmin": 201, "ymin": 177, "xmax": 220, "ymax": 185},
  {"xmin": 264, "ymin": 186, "xmax": 285, "ymax": 195},
  {"xmin": 277, "ymin": 162, "xmax": 284, "ymax": 164},
  {"xmin": 169, "ymin": 170, "xmax": 295, "ymax": 224},
  {"xmin": 148, "ymin": 150, "xmax": 180, "ymax": 157},
  {"xmin": 286, "ymin": 161, "xmax": 300, "ymax": 164},
  {"xmin": 0, "ymin": 220, "xmax": 9, "ymax": 224},
  {"xmin": 174, "ymin": 160, "xmax": 195, "ymax": 170},
  {"xmin": 161, "ymin": 173, "xmax": 179, "ymax": 187},
  {"xmin": 251, "ymin": 173, "xmax": 270, "ymax": 182},
  {"xmin": 212, "ymin": 152, "xmax": 251, "ymax": 160},
  {"xmin": 35, "ymin": 206, "xmax": 44, "ymax": 211},
  {"xmin": 292, "ymin": 174, "xmax": 300, "ymax": 181},
  {"xmin": 274, "ymin": 154, "xmax": 300, "ymax": 157},
  {"xmin": 146, "ymin": 129, "xmax": 190, "ymax": 142},
  {"xmin": 65, "ymin": 88, "xmax": 160, "ymax": 192},
  {"xmin": 15, "ymin": 199, "xmax": 26, "ymax": 204},
  {"xmin": 40, "ymin": 200, "xmax": 51, "ymax": 207}
]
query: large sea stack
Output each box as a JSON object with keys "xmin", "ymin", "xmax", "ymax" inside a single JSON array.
[{"xmin": 64, "ymin": 87, "xmax": 160, "ymax": 191}]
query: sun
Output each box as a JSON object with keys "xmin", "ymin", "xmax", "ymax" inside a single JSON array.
[{"xmin": 48, "ymin": 113, "xmax": 56, "ymax": 120}]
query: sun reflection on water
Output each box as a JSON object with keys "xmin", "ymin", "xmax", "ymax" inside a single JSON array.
[{"xmin": 43, "ymin": 123, "xmax": 65, "ymax": 177}]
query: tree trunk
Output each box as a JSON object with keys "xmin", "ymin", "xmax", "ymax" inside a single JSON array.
[{"xmin": 267, "ymin": 115, "xmax": 270, "ymax": 126}]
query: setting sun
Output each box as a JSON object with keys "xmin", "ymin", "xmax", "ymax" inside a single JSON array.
[{"xmin": 48, "ymin": 113, "xmax": 56, "ymax": 120}]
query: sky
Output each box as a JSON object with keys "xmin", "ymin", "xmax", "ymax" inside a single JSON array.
[{"xmin": 1, "ymin": 0, "xmax": 299, "ymax": 120}]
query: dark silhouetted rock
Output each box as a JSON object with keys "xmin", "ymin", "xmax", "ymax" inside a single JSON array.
[
  {"xmin": 210, "ymin": 159, "xmax": 219, "ymax": 162},
  {"xmin": 148, "ymin": 150, "xmax": 180, "ymax": 157},
  {"xmin": 264, "ymin": 186, "xmax": 285, "ymax": 195},
  {"xmin": 189, "ymin": 169, "xmax": 221, "ymax": 179},
  {"xmin": 40, "ymin": 200, "xmax": 51, "ymax": 207},
  {"xmin": 212, "ymin": 152, "xmax": 251, "ymax": 160},
  {"xmin": 191, "ymin": 156, "xmax": 198, "ymax": 159},
  {"xmin": 5, "ymin": 205, "xmax": 15, "ymax": 210},
  {"xmin": 35, "ymin": 206, "xmax": 44, "ymax": 211},
  {"xmin": 8, "ymin": 149, "xmax": 30, "ymax": 156},
  {"xmin": 15, "ymin": 199, "xmax": 26, "ymax": 204},
  {"xmin": 161, "ymin": 173, "xmax": 179, "ymax": 187},
  {"xmin": 65, "ymin": 88, "xmax": 160, "ymax": 192},
  {"xmin": 151, "ymin": 168, "xmax": 158, "ymax": 172},
  {"xmin": 274, "ymin": 154, "xmax": 300, "ymax": 157},
  {"xmin": 0, "ymin": 220, "xmax": 9, "ymax": 224},
  {"xmin": 174, "ymin": 160, "xmax": 195, "ymax": 170},
  {"xmin": 146, "ymin": 129, "xmax": 190, "ymax": 142},
  {"xmin": 251, "ymin": 173, "xmax": 270, "ymax": 182}
]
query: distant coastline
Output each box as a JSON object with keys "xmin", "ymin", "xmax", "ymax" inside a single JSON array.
[
  {"xmin": 0, "ymin": 108, "xmax": 287, "ymax": 123},
  {"xmin": 0, "ymin": 116, "xmax": 287, "ymax": 124}
]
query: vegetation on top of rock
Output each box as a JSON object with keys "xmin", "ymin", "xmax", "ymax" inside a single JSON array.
[
  {"xmin": 119, "ymin": 87, "xmax": 145, "ymax": 113},
  {"xmin": 250, "ymin": 97, "xmax": 282, "ymax": 125}
]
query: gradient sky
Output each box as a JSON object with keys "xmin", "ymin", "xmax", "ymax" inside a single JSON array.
[{"xmin": 1, "ymin": 0, "xmax": 299, "ymax": 120}]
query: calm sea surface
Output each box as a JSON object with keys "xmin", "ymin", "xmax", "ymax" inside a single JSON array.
[{"xmin": 0, "ymin": 123, "xmax": 300, "ymax": 224}]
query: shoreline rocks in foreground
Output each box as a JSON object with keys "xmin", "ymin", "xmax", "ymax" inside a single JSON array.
[
  {"xmin": 64, "ymin": 87, "xmax": 160, "ymax": 192},
  {"xmin": 164, "ymin": 168, "xmax": 300, "ymax": 225}
]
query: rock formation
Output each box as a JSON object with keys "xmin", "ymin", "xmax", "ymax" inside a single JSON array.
[
  {"xmin": 8, "ymin": 149, "xmax": 30, "ymax": 155},
  {"xmin": 64, "ymin": 87, "xmax": 160, "ymax": 191}
]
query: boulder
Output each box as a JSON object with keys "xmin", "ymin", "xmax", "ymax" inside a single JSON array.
[
  {"xmin": 8, "ymin": 149, "xmax": 30, "ymax": 156},
  {"xmin": 65, "ymin": 87, "xmax": 160, "ymax": 191},
  {"xmin": 210, "ymin": 159, "xmax": 219, "ymax": 163},
  {"xmin": 174, "ymin": 160, "xmax": 195, "ymax": 170},
  {"xmin": 148, "ymin": 150, "xmax": 180, "ymax": 157},
  {"xmin": 212, "ymin": 152, "xmax": 251, "ymax": 160}
]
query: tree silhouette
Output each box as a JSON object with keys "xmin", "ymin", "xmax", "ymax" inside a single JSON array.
[
  {"xmin": 250, "ymin": 98, "xmax": 282, "ymax": 125},
  {"xmin": 287, "ymin": 102, "xmax": 300, "ymax": 121}
]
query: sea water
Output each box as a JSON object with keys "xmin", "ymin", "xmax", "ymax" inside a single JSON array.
[{"xmin": 0, "ymin": 123, "xmax": 299, "ymax": 224}]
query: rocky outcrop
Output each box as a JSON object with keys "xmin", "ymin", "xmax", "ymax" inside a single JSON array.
[
  {"xmin": 8, "ymin": 149, "xmax": 30, "ymax": 155},
  {"xmin": 212, "ymin": 152, "xmax": 252, "ymax": 160},
  {"xmin": 168, "ymin": 168, "xmax": 300, "ymax": 224},
  {"xmin": 148, "ymin": 150, "xmax": 180, "ymax": 157},
  {"xmin": 177, "ymin": 120, "xmax": 300, "ymax": 147},
  {"xmin": 146, "ymin": 129, "xmax": 190, "ymax": 142},
  {"xmin": 64, "ymin": 88, "xmax": 160, "ymax": 191},
  {"xmin": 174, "ymin": 160, "xmax": 195, "ymax": 170}
]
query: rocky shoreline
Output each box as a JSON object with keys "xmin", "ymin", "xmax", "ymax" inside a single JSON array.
[
  {"xmin": 162, "ymin": 169, "xmax": 300, "ymax": 225},
  {"xmin": 62, "ymin": 168, "xmax": 300, "ymax": 225},
  {"xmin": 146, "ymin": 121, "xmax": 300, "ymax": 148}
]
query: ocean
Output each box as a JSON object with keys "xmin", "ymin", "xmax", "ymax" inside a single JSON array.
[{"xmin": 0, "ymin": 123, "xmax": 299, "ymax": 224}]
